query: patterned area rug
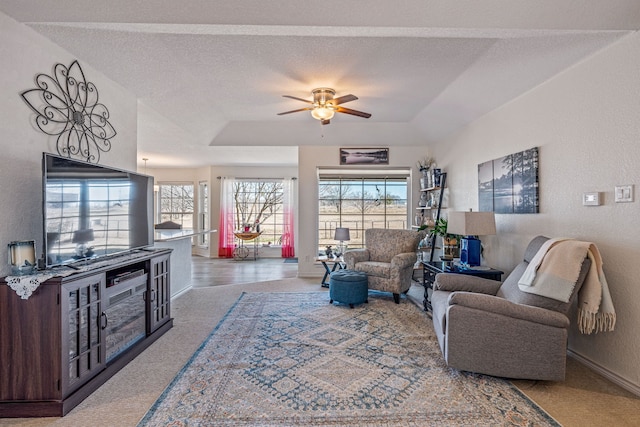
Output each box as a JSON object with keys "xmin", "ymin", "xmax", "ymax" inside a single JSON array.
[{"xmin": 138, "ymin": 292, "xmax": 559, "ymax": 426}]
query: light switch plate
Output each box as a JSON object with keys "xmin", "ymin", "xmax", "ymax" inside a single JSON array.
[
  {"xmin": 583, "ymin": 192, "xmax": 601, "ymax": 206},
  {"xmin": 615, "ymin": 185, "xmax": 634, "ymax": 203}
]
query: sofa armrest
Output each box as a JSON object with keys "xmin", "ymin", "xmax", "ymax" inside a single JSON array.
[
  {"xmin": 434, "ymin": 273, "xmax": 501, "ymax": 295},
  {"xmin": 448, "ymin": 292, "xmax": 570, "ymax": 328},
  {"xmin": 344, "ymin": 249, "xmax": 370, "ymax": 269},
  {"xmin": 391, "ymin": 252, "xmax": 418, "ymax": 269}
]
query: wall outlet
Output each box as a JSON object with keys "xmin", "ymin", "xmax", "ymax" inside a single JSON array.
[
  {"xmin": 583, "ymin": 192, "xmax": 601, "ymax": 206},
  {"xmin": 615, "ymin": 185, "xmax": 634, "ymax": 203}
]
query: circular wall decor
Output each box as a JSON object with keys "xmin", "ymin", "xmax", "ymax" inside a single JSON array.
[{"xmin": 21, "ymin": 60, "xmax": 116, "ymax": 164}]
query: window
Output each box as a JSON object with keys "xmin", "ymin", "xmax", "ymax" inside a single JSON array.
[
  {"xmin": 198, "ymin": 181, "xmax": 209, "ymax": 246},
  {"xmin": 158, "ymin": 183, "xmax": 194, "ymax": 228},
  {"xmin": 318, "ymin": 171, "xmax": 409, "ymax": 253},
  {"xmin": 233, "ymin": 180, "xmax": 284, "ymax": 246}
]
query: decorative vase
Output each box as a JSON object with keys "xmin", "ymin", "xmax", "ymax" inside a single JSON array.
[
  {"xmin": 432, "ymin": 168, "xmax": 442, "ymax": 187},
  {"xmin": 419, "ymin": 192, "xmax": 428, "ymax": 207},
  {"xmin": 420, "ymin": 169, "xmax": 430, "ymax": 189}
]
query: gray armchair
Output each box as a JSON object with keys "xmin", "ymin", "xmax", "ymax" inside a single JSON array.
[
  {"xmin": 431, "ymin": 236, "xmax": 590, "ymax": 381},
  {"xmin": 344, "ymin": 228, "xmax": 422, "ymax": 304}
]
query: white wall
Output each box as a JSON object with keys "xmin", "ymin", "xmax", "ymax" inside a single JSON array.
[
  {"xmin": 154, "ymin": 237, "xmax": 193, "ymax": 297},
  {"xmin": 431, "ymin": 32, "xmax": 640, "ymax": 391},
  {"xmin": 0, "ymin": 12, "xmax": 138, "ymax": 276}
]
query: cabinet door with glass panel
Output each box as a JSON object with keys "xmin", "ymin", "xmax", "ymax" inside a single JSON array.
[{"xmin": 61, "ymin": 273, "xmax": 106, "ymax": 396}]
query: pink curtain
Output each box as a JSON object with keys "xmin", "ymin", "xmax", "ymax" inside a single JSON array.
[
  {"xmin": 217, "ymin": 177, "xmax": 236, "ymax": 258},
  {"xmin": 281, "ymin": 178, "xmax": 296, "ymax": 258}
]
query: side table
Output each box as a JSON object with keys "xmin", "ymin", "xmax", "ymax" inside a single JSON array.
[
  {"xmin": 317, "ymin": 257, "xmax": 346, "ymax": 287},
  {"xmin": 233, "ymin": 231, "xmax": 262, "ymax": 260},
  {"xmin": 422, "ymin": 261, "xmax": 503, "ymax": 312}
]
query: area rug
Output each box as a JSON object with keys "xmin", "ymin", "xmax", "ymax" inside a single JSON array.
[
  {"xmin": 283, "ymin": 258, "xmax": 298, "ymax": 263},
  {"xmin": 138, "ymin": 292, "xmax": 559, "ymax": 426}
]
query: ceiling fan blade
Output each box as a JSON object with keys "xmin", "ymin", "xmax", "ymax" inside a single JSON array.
[
  {"xmin": 277, "ymin": 107, "xmax": 313, "ymax": 115},
  {"xmin": 321, "ymin": 119, "xmax": 330, "ymax": 125},
  {"xmin": 336, "ymin": 106, "xmax": 372, "ymax": 118},
  {"xmin": 282, "ymin": 95, "xmax": 313, "ymax": 104},
  {"xmin": 331, "ymin": 94, "xmax": 358, "ymax": 105}
]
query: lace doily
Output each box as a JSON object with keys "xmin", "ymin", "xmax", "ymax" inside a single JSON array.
[{"xmin": 5, "ymin": 273, "xmax": 56, "ymax": 300}]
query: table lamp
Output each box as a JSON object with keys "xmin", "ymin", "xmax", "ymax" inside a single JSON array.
[
  {"xmin": 446, "ymin": 211, "xmax": 496, "ymax": 266},
  {"xmin": 334, "ymin": 227, "xmax": 350, "ymax": 258}
]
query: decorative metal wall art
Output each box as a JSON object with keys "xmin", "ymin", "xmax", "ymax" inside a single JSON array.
[
  {"xmin": 478, "ymin": 147, "xmax": 539, "ymax": 214},
  {"xmin": 21, "ymin": 60, "xmax": 116, "ymax": 164}
]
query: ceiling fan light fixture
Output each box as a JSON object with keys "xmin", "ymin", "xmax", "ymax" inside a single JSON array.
[
  {"xmin": 278, "ymin": 87, "xmax": 370, "ymax": 124},
  {"xmin": 311, "ymin": 106, "xmax": 335, "ymax": 121}
]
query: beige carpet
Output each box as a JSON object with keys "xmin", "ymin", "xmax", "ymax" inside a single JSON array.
[{"xmin": 139, "ymin": 291, "xmax": 558, "ymax": 426}]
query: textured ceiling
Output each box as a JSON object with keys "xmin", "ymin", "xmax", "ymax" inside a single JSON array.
[{"xmin": 1, "ymin": 0, "xmax": 639, "ymax": 168}]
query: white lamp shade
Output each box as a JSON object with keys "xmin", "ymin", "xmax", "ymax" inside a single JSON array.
[
  {"xmin": 334, "ymin": 227, "xmax": 351, "ymax": 241},
  {"xmin": 446, "ymin": 211, "xmax": 496, "ymax": 236}
]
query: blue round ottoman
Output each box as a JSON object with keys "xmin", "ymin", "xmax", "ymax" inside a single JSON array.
[{"xmin": 329, "ymin": 270, "xmax": 368, "ymax": 308}]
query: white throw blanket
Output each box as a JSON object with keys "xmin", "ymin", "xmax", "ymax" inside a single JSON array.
[{"xmin": 518, "ymin": 238, "xmax": 616, "ymax": 334}]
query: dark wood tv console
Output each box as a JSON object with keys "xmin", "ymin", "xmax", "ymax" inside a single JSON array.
[{"xmin": 0, "ymin": 248, "xmax": 172, "ymax": 418}]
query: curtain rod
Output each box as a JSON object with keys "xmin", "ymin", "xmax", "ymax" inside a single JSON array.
[{"xmin": 216, "ymin": 176, "xmax": 297, "ymax": 180}]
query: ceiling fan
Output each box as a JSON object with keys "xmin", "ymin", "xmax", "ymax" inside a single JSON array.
[{"xmin": 277, "ymin": 87, "xmax": 372, "ymax": 125}]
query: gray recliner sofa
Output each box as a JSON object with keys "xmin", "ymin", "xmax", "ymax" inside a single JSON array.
[{"xmin": 431, "ymin": 236, "xmax": 590, "ymax": 381}]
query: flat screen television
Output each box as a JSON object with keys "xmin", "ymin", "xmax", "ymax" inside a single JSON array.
[{"xmin": 42, "ymin": 153, "xmax": 154, "ymax": 268}]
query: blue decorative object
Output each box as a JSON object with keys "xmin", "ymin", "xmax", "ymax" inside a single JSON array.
[{"xmin": 460, "ymin": 237, "xmax": 482, "ymax": 266}]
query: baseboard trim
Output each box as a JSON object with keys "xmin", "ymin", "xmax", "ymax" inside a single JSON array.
[
  {"xmin": 171, "ymin": 284, "xmax": 192, "ymax": 300},
  {"xmin": 568, "ymin": 350, "xmax": 640, "ymax": 397}
]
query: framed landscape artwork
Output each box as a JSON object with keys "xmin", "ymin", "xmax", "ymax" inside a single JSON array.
[
  {"xmin": 340, "ymin": 148, "xmax": 389, "ymax": 165},
  {"xmin": 478, "ymin": 147, "xmax": 539, "ymax": 214}
]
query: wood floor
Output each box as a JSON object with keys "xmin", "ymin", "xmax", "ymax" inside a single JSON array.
[{"xmin": 191, "ymin": 256, "xmax": 299, "ymax": 287}]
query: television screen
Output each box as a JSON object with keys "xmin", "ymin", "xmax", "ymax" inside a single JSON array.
[{"xmin": 43, "ymin": 153, "xmax": 154, "ymax": 267}]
